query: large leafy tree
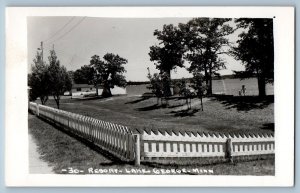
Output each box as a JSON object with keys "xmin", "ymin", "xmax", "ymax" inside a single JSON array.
[
  {"xmin": 184, "ymin": 18, "xmax": 234, "ymax": 95},
  {"xmin": 89, "ymin": 53, "xmax": 127, "ymax": 97},
  {"xmin": 149, "ymin": 24, "xmax": 186, "ymax": 95},
  {"xmin": 73, "ymin": 65, "xmax": 95, "ymax": 84},
  {"xmin": 73, "ymin": 65, "xmax": 97, "ymax": 94},
  {"xmin": 28, "ymin": 51, "xmax": 50, "ymax": 104},
  {"xmin": 231, "ymin": 18, "xmax": 274, "ymax": 97},
  {"xmin": 48, "ymin": 50, "xmax": 72, "ymax": 109}
]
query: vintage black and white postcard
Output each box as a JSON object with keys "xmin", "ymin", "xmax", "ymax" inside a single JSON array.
[{"xmin": 5, "ymin": 7, "xmax": 294, "ymax": 186}]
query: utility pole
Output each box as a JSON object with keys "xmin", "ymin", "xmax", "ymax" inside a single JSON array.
[
  {"xmin": 40, "ymin": 41, "xmax": 44, "ymax": 63},
  {"xmin": 147, "ymin": 67, "xmax": 151, "ymax": 75}
]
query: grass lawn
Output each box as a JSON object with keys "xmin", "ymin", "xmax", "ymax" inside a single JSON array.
[
  {"xmin": 28, "ymin": 114, "xmax": 275, "ymax": 175},
  {"xmin": 41, "ymin": 95, "xmax": 274, "ymax": 134}
]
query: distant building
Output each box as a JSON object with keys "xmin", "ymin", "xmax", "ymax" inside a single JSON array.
[
  {"xmin": 72, "ymin": 84, "xmax": 95, "ymax": 93},
  {"xmin": 65, "ymin": 83, "xmax": 127, "ymax": 97},
  {"xmin": 64, "ymin": 84, "xmax": 95, "ymax": 97}
]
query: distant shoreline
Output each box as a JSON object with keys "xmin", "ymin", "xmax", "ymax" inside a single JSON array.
[{"xmin": 127, "ymin": 75, "xmax": 256, "ymax": 85}]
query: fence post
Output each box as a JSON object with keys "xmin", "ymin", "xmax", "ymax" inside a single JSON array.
[
  {"xmin": 68, "ymin": 112, "xmax": 70, "ymax": 129},
  {"xmin": 36, "ymin": 103, "xmax": 39, "ymax": 116},
  {"xmin": 226, "ymin": 138, "xmax": 233, "ymax": 163},
  {"xmin": 134, "ymin": 134, "xmax": 141, "ymax": 166}
]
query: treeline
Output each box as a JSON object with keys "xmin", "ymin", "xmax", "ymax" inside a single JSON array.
[
  {"xmin": 148, "ymin": 18, "xmax": 274, "ymax": 97},
  {"xmin": 28, "ymin": 51, "xmax": 128, "ymax": 108},
  {"xmin": 28, "ymin": 50, "xmax": 72, "ymax": 109},
  {"xmin": 127, "ymin": 81, "xmax": 150, "ymax": 85},
  {"xmin": 127, "ymin": 74, "xmax": 245, "ymax": 85},
  {"xmin": 29, "ymin": 17, "xmax": 273, "ymax": 109},
  {"xmin": 72, "ymin": 53, "xmax": 127, "ymax": 97}
]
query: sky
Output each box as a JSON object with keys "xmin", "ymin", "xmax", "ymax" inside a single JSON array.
[{"xmin": 27, "ymin": 17, "xmax": 245, "ymax": 81}]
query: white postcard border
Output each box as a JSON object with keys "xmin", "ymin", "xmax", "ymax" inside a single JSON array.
[{"xmin": 5, "ymin": 6, "xmax": 294, "ymax": 187}]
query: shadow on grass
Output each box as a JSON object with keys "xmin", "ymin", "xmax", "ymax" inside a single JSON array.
[
  {"xmin": 170, "ymin": 109, "xmax": 199, "ymax": 117},
  {"xmin": 134, "ymin": 96, "xmax": 193, "ymax": 111},
  {"xmin": 70, "ymin": 96, "xmax": 103, "ymax": 101},
  {"xmin": 136, "ymin": 104, "xmax": 163, "ymax": 111},
  {"xmin": 260, "ymin": 123, "xmax": 274, "ymax": 132},
  {"xmin": 142, "ymin": 154, "xmax": 274, "ymax": 168},
  {"xmin": 125, "ymin": 96, "xmax": 151, "ymax": 104},
  {"xmin": 142, "ymin": 158, "xmax": 228, "ymax": 169},
  {"xmin": 211, "ymin": 95, "xmax": 274, "ymax": 111}
]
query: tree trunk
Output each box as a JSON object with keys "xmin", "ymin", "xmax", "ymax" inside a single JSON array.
[
  {"xmin": 186, "ymin": 98, "xmax": 189, "ymax": 110},
  {"xmin": 102, "ymin": 84, "xmax": 112, "ymax": 98},
  {"xmin": 165, "ymin": 70, "xmax": 172, "ymax": 97},
  {"xmin": 40, "ymin": 97, "xmax": 45, "ymax": 105},
  {"xmin": 40, "ymin": 96, "xmax": 48, "ymax": 105},
  {"xmin": 200, "ymin": 96, "xmax": 203, "ymax": 111},
  {"xmin": 56, "ymin": 100, "xmax": 60, "ymax": 109},
  {"xmin": 207, "ymin": 78, "xmax": 212, "ymax": 95},
  {"xmin": 157, "ymin": 97, "xmax": 161, "ymax": 106},
  {"xmin": 54, "ymin": 96, "xmax": 60, "ymax": 109},
  {"xmin": 204, "ymin": 68, "xmax": 210, "ymax": 95},
  {"xmin": 207, "ymin": 63, "xmax": 213, "ymax": 96},
  {"xmin": 166, "ymin": 70, "xmax": 171, "ymax": 80},
  {"xmin": 257, "ymin": 76, "xmax": 266, "ymax": 97},
  {"xmin": 164, "ymin": 97, "xmax": 169, "ymax": 107},
  {"xmin": 95, "ymin": 84, "xmax": 99, "ymax": 96}
]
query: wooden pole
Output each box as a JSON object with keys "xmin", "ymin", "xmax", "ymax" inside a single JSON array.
[
  {"xmin": 134, "ymin": 134, "xmax": 141, "ymax": 166},
  {"xmin": 40, "ymin": 41, "xmax": 43, "ymax": 63},
  {"xmin": 36, "ymin": 103, "xmax": 39, "ymax": 116},
  {"xmin": 226, "ymin": 138, "xmax": 233, "ymax": 163}
]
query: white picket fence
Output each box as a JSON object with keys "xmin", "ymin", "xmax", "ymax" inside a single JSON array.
[
  {"xmin": 29, "ymin": 102, "xmax": 136, "ymax": 161},
  {"xmin": 29, "ymin": 102, "xmax": 275, "ymax": 165},
  {"xmin": 138, "ymin": 130, "xmax": 274, "ymax": 161}
]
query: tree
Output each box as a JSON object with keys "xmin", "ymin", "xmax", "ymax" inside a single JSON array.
[
  {"xmin": 28, "ymin": 51, "xmax": 50, "ymax": 104},
  {"xmin": 177, "ymin": 78, "xmax": 193, "ymax": 110},
  {"xmin": 67, "ymin": 71, "xmax": 75, "ymax": 83},
  {"xmin": 48, "ymin": 50, "xmax": 72, "ymax": 109},
  {"xmin": 147, "ymin": 72, "xmax": 163, "ymax": 105},
  {"xmin": 73, "ymin": 65, "xmax": 98, "ymax": 94},
  {"xmin": 146, "ymin": 71, "xmax": 172, "ymax": 106},
  {"xmin": 73, "ymin": 65, "xmax": 94, "ymax": 84},
  {"xmin": 89, "ymin": 53, "xmax": 127, "ymax": 97},
  {"xmin": 190, "ymin": 72, "xmax": 207, "ymax": 111},
  {"xmin": 160, "ymin": 72, "xmax": 172, "ymax": 106},
  {"xmin": 231, "ymin": 18, "xmax": 274, "ymax": 97},
  {"xmin": 184, "ymin": 18, "xmax": 234, "ymax": 95},
  {"xmin": 149, "ymin": 24, "xmax": 186, "ymax": 95}
]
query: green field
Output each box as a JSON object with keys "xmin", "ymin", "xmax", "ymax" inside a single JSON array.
[{"xmin": 42, "ymin": 95, "xmax": 274, "ymax": 134}]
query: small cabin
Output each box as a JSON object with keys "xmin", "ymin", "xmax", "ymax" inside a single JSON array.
[
  {"xmin": 72, "ymin": 84, "xmax": 95, "ymax": 93},
  {"xmin": 63, "ymin": 84, "xmax": 96, "ymax": 96}
]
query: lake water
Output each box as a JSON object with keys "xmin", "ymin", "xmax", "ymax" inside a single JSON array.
[{"xmin": 127, "ymin": 78, "xmax": 274, "ymax": 96}]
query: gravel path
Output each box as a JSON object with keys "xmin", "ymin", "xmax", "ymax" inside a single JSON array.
[{"xmin": 28, "ymin": 115, "xmax": 54, "ymax": 174}]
